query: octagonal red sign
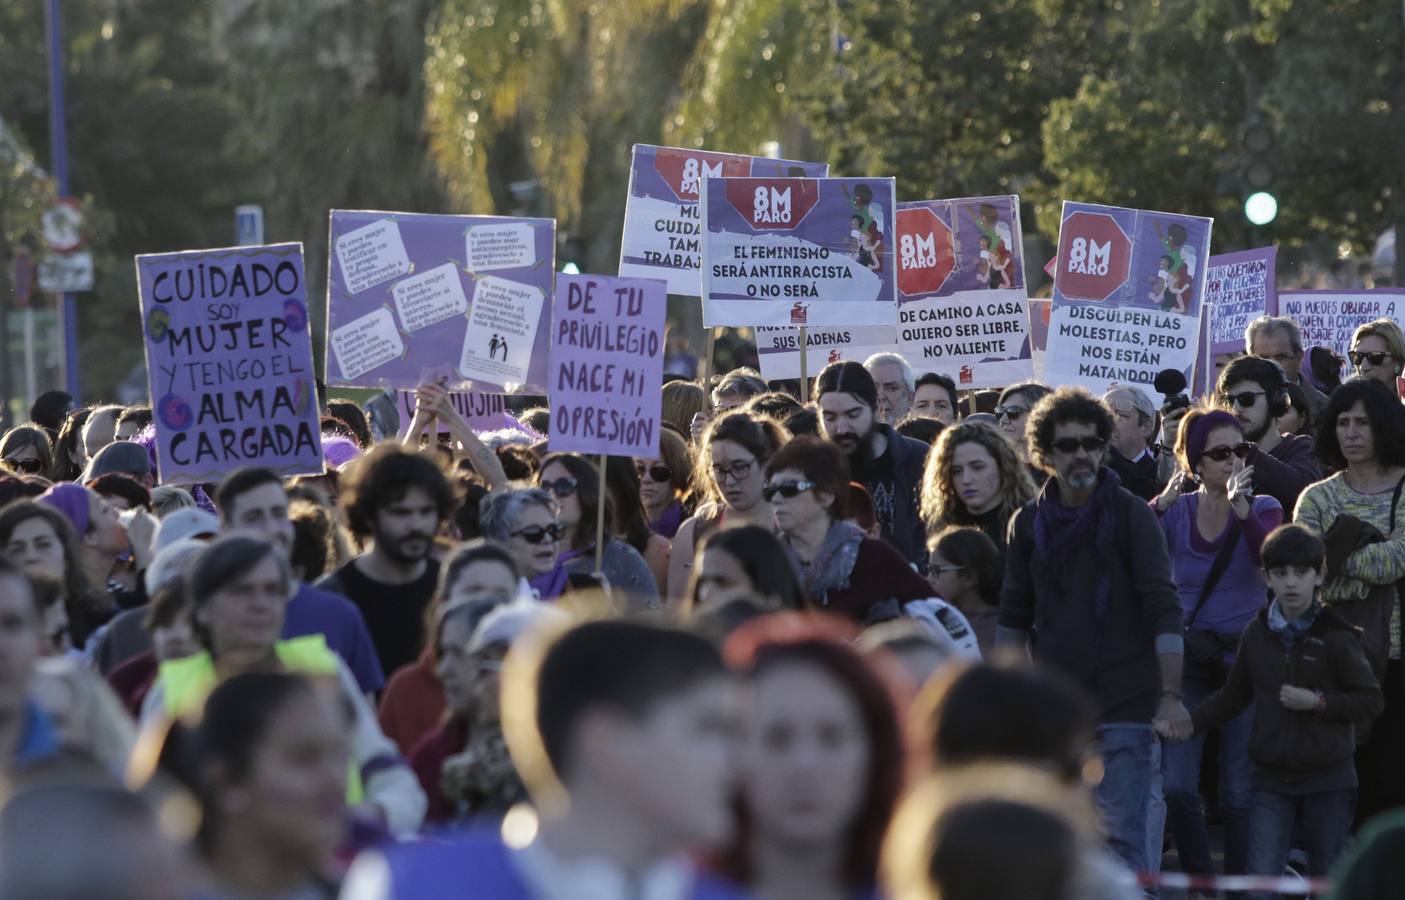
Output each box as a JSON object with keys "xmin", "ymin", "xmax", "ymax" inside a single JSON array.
[
  {"xmin": 1056, "ymin": 211, "xmax": 1132, "ymax": 302},
  {"xmin": 723, "ymin": 178, "xmax": 821, "ymax": 231},
  {"xmin": 654, "ymin": 149, "xmax": 749, "ymax": 202},
  {"xmin": 896, "ymin": 206, "xmax": 955, "ymax": 297}
]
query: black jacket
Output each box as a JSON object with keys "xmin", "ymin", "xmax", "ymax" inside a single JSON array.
[
  {"xmin": 1250, "ymin": 433, "xmax": 1322, "ymax": 518},
  {"xmin": 855, "ymin": 423, "xmax": 929, "ymax": 567},
  {"xmin": 1106, "ymin": 445, "xmax": 1165, "ymax": 501},
  {"xmin": 999, "ymin": 481, "xmax": 1185, "ymax": 724},
  {"xmin": 1193, "ymin": 605, "xmax": 1383, "ymax": 781}
]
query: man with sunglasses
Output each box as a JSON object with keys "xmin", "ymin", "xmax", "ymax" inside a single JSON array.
[
  {"xmin": 1214, "ymin": 356, "xmax": 1322, "ymax": 515},
  {"xmin": 815, "ymin": 361, "xmax": 930, "ymax": 567},
  {"xmin": 999, "ymin": 387, "xmax": 1187, "ymax": 881},
  {"xmin": 1245, "ymin": 315, "xmax": 1328, "ymax": 429}
]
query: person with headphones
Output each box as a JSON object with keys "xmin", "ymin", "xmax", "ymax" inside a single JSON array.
[{"xmin": 1216, "ymin": 356, "xmax": 1323, "ymax": 515}]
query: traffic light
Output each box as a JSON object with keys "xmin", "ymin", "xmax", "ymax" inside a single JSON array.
[{"xmin": 1241, "ymin": 120, "xmax": 1277, "ymax": 225}]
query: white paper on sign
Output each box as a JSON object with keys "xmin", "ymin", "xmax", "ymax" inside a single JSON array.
[
  {"xmin": 459, "ymin": 275, "xmax": 544, "ymax": 385},
  {"xmin": 331, "ymin": 307, "xmax": 405, "ymax": 381},
  {"xmin": 391, "ymin": 262, "xmax": 469, "ymax": 332},
  {"xmin": 335, "ymin": 219, "xmax": 411, "ymax": 294},
  {"xmin": 466, "ymin": 223, "xmax": 537, "ymax": 272}
]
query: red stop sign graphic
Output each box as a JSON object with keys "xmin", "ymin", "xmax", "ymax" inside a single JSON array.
[
  {"xmin": 896, "ymin": 206, "xmax": 955, "ymax": 296},
  {"xmin": 1055, "ymin": 210, "xmax": 1132, "ymax": 302},
  {"xmin": 723, "ymin": 178, "xmax": 821, "ymax": 231},
  {"xmin": 653, "ymin": 149, "xmax": 750, "ymax": 201}
]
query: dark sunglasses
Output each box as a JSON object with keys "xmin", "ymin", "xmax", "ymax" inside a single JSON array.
[
  {"xmin": 2, "ymin": 458, "xmax": 44, "ymax": 475},
  {"xmin": 637, "ymin": 464, "xmax": 672, "ymax": 483},
  {"xmin": 926, "ymin": 564, "xmax": 965, "ymax": 577},
  {"xmin": 1201, "ymin": 443, "xmax": 1253, "ymax": 463},
  {"xmin": 541, "ymin": 477, "xmax": 578, "ymax": 498},
  {"xmin": 994, "ymin": 405, "xmax": 1029, "ymax": 422},
  {"xmin": 762, "ymin": 480, "xmax": 815, "ymax": 502},
  {"xmin": 1049, "ymin": 436, "xmax": 1107, "ymax": 455},
  {"xmin": 1220, "ymin": 389, "xmax": 1268, "ymax": 409},
  {"xmin": 511, "ymin": 522, "xmax": 567, "ymax": 544},
  {"xmin": 1350, "ymin": 350, "xmax": 1394, "ymax": 368}
]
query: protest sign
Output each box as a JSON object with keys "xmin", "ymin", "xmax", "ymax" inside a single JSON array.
[
  {"xmin": 619, "ymin": 144, "xmax": 828, "ymax": 295},
  {"xmin": 137, "ymin": 243, "xmax": 323, "ymax": 484},
  {"xmin": 754, "ymin": 325, "xmax": 898, "ymax": 381},
  {"xmin": 1207, "ymin": 247, "xmax": 1277, "ymax": 356},
  {"xmin": 393, "ymin": 389, "xmax": 522, "ymax": 438},
  {"xmin": 1278, "ymin": 290, "xmax": 1405, "ymax": 363},
  {"xmin": 894, "ymin": 196, "xmax": 1033, "ymax": 389},
  {"xmin": 548, "ymin": 273, "xmax": 667, "ymax": 457},
  {"xmin": 1043, "ymin": 201, "xmax": 1213, "ymax": 393},
  {"xmin": 701, "ymin": 176, "xmax": 898, "ymax": 328},
  {"xmin": 326, "ymin": 210, "xmax": 554, "ymax": 392}
]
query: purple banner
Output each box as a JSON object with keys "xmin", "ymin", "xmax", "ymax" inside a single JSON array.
[
  {"xmin": 136, "ymin": 243, "xmax": 324, "ymax": 484},
  {"xmin": 894, "ymin": 195, "xmax": 1033, "ymax": 389},
  {"xmin": 1045, "ymin": 201, "xmax": 1213, "ymax": 392},
  {"xmin": 325, "ymin": 210, "xmax": 554, "ymax": 392},
  {"xmin": 1207, "ymin": 247, "xmax": 1278, "ymax": 356},
  {"xmin": 548, "ymin": 273, "xmax": 667, "ymax": 457},
  {"xmin": 701, "ymin": 176, "xmax": 898, "ymax": 327},
  {"xmin": 619, "ymin": 144, "xmax": 828, "ymax": 296},
  {"xmin": 393, "ymin": 390, "xmax": 519, "ymax": 438}
]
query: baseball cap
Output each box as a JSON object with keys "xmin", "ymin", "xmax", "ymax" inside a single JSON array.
[
  {"xmin": 81, "ymin": 441, "xmax": 152, "ymax": 484},
  {"xmin": 154, "ymin": 507, "xmax": 220, "ymax": 553}
]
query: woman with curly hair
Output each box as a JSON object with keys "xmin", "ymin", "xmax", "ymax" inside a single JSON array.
[{"xmin": 919, "ymin": 421, "xmax": 1036, "ymax": 558}]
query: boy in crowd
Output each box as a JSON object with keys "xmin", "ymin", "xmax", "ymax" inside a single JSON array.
[
  {"xmin": 1168, "ymin": 524, "xmax": 1383, "ymax": 893},
  {"xmin": 341, "ymin": 618, "xmax": 745, "ymax": 899}
]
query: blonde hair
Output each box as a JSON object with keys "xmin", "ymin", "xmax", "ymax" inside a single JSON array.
[
  {"xmin": 920, "ymin": 422, "xmax": 1035, "ymax": 536},
  {"xmin": 661, "ymin": 381, "xmax": 710, "ymax": 438},
  {"xmin": 1351, "ymin": 317, "xmax": 1405, "ymax": 364}
]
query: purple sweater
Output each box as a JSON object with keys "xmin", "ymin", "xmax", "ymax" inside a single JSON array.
[{"xmin": 1156, "ymin": 493, "xmax": 1283, "ymax": 635}]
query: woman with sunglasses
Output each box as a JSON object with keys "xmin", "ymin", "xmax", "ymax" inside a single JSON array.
[
  {"xmin": 1151, "ymin": 406, "xmax": 1283, "ymax": 883},
  {"xmin": 477, "ymin": 488, "xmax": 569, "ymax": 594},
  {"xmin": 536, "ymin": 453, "xmax": 659, "ymax": 609},
  {"xmin": 668, "ymin": 413, "xmax": 788, "ymax": 604},
  {"xmin": 0, "ymin": 426, "xmax": 53, "ymax": 478},
  {"xmin": 638, "ymin": 427, "xmax": 695, "ymax": 540},
  {"xmin": 994, "ymin": 382, "xmax": 1051, "ymax": 481},
  {"xmin": 603, "ymin": 455, "xmax": 673, "ymax": 594},
  {"xmin": 1348, "ymin": 318, "xmax": 1405, "ymax": 396},
  {"xmin": 919, "ymin": 421, "xmax": 1035, "ymax": 560},
  {"xmin": 764, "ymin": 436, "xmax": 932, "ymax": 622}
]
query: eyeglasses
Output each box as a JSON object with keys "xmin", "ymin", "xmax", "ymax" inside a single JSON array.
[
  {"xmin": 541, "ymin": 477, "xmax": 578, "ymax": 498},
  {"xmin": 1350, "ymin": 350, "xmax": 1394, "ymax": 368},
  {"xmin": 1220, "ymin": 389, "xmax": 1268, "ymax": 409},
  {"xmin": 994, "ymin": 405, "xmax": 1029, "ymax": 423},
  {"xmin": 637, "ymin": 464, "xmax": 673, "ymax": 483},
  {"xmin": 926, "ymin": 564, "xmax": 965, "ymax": 577},
  {"xmin": 510, "ymin": 522, "xmax": 566, "ymax": 544},
  {"xmin": 1049, "ymin": 436, "xmax": 1107, "ymax": 455},
  {"xmin": 2, "ymin": 458, "xmax": 43, "ymax": 475},
  {"xmin": 710, "ymin": 460, "xmax": 755, "ymax": 484},
  {"xmin": 762, "ymin": 480, "xmax": 816, "ymax": 502},
  {"xmin": 1200, "ymin": 442, "xmax": 1253, "ymax": 463}
]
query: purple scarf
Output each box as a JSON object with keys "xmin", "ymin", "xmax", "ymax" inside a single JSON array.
[
  {"xmin": 649, "ymin": 501, "xmax": 685, "ymax": 540},
  {"xmin": 1033, "ymin": 467, "xmax": 1121, "ymax": 618},
  {"xmin": 529, "ymin": 548, "xmax": 588, "ymax": 601}
]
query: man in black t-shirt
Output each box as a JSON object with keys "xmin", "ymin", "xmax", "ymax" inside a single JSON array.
[{"xmin": 316, "ymin": 444, "xmax": 458, "ymax": 676}]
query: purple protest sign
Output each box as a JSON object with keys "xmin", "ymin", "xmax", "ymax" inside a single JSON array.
[
  {"xmin": 325, "ymin": 210, "xmax": 554, "ymax": 392},
  {"xmin": 701, "ymin": 176, "xmax": 898, "ymax": 327},
  {"xmin": 1044, "ymin": 201, "xmax": 1213, "ymax": 393},
  {"xmin": 1207, "ymin": 247, "xmax": 1278, "ymax": 356},
  {"xmin": 393, "ymin": 390, "xmax": 521, "ymax": 438},
  {"xmin": 619, "ymin": 144, "xmax": 829, "ymax": 296},
  {"xmin": 548, "ymin": 273, "xmax": 667, "ymax": 457},
  {"xmin": 894, "ymin": 196, "xmax": 1033, "ymax": 389},
  {"xmin": 136, "ymin": 243, "xmax": 324, "ymax": 484}
]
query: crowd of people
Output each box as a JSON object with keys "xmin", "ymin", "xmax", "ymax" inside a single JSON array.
[{"xmin": 3, "ymin": 312, "xmax": 1405, "ymax": 898}]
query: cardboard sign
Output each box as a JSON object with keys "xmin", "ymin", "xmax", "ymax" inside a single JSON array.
[
  {"xmin": 894, "ymin": 196, "xmax": 1033, "ymax": 389},
  {"xmin": 548, "ymin": 273, "xmax": 667, "ymax": 457},
  {"xmin": 619, "ymin": 144, "xmax": 828, "ymax": 295},
  {"xmin": 701, "ymin": 176, "xmax": 898, "ymax": 328},
  {"xmin": 136, "ymin": 243, "xmax": 324, "ymax": 484},
  {"xmin": 393, "ymin": 390, "xmax": 519, "ymax": 438},
  {"xmin": 1043, "ymin": 201, "xmax": 1213, "ymax": 393},
  {"xmin": 754, "ymin": 325, "xmax": 899, "ymax": 380},
  {"xmin": 326, "ymin": 211, "xmax": 554, "ymax": 392},
  {"xmin": 1278, "ymin": 290, "xmax": 1405, "ymax": 363},
  {"xmin": 1207, "ymin": 247, "xmax": 1278, "ymax": 356}
]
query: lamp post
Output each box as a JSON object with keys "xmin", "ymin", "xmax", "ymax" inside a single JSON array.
[{"xmin": 45, "ymin": 0, "xmax": 82, "ymax": 401}]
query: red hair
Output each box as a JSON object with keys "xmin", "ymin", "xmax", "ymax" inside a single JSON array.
[{"xmin": 718, "ymin": 612, "xmax": 908, "ymax": 891}]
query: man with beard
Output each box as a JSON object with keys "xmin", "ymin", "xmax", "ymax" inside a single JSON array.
[
  {"xmin": 1213, "ymin": 356, "xmax": 1323, "ymax": 516},
  {"xmin": 998, "ymin": 388, "xmax": 1187, "ymax": 881},
  {"xmin": 816, "ymin": 361, "xmax": 929, "ymax": 566},
  {"xmin": 216, "ymin": 467, "xmax": 384, "ymax": 694},
  {"xmin": 317, "ymin": 445, "xmax": 458, "ymax": 676},
  {"xmin": 864, "ymin": 351, "xmax": 915, "ymax": 426}
]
